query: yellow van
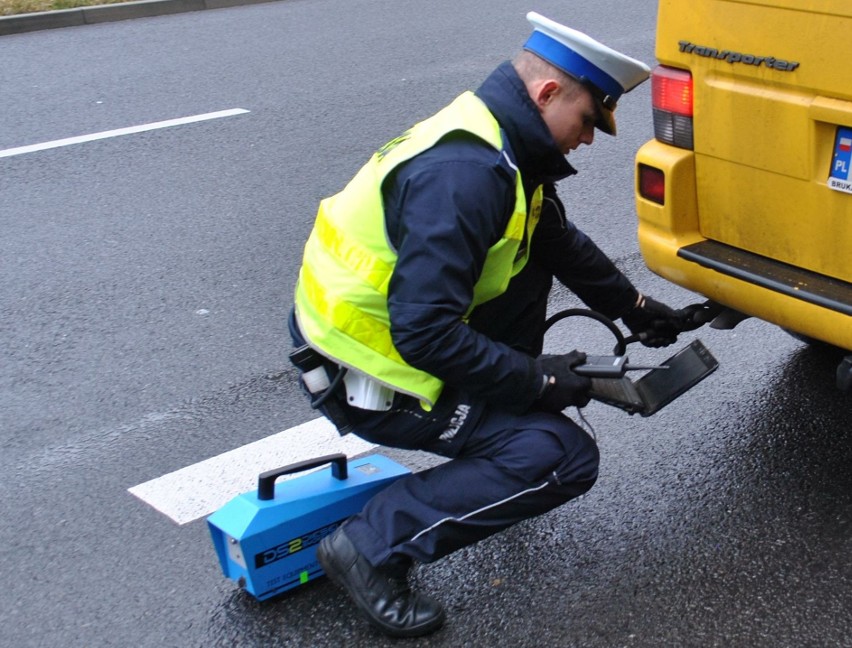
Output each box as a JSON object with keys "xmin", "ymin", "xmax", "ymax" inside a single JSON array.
[{"xmin": 634, "ymin": 0, "xmax": 852, "ymax": 389}]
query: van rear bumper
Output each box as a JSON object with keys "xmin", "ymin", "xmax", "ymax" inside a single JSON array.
[
  {"xmin": 635, "ymin": 140, "xmax": 852, "ymax": 352},
  {"xmin": 678, "ymin": 240, "xmax": 852, "ymax": 318}
]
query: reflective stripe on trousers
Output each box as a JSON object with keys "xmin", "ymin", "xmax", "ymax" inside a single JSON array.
[{"xmin": 343, "ymin": 404, "xmax": 599, "ymax": 566}]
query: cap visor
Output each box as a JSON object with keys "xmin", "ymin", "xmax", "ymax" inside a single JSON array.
[{"xmin": 595, "ymin": 101, "xmax": 616, "ymax": 136}]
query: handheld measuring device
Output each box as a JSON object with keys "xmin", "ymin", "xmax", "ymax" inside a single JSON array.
[{"xmin": 574, "ymin": 355, "xmax": 667, "ymax": 378}]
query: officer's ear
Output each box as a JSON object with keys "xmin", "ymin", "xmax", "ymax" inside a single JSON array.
[{"xmin": 530, "ymin": 79, "xmax": 562, "ymax": 112}]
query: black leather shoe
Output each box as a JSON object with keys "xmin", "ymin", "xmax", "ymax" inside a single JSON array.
[{"xmin": 316, "ymin": 525, "xmax": 445, "ymax": 637}]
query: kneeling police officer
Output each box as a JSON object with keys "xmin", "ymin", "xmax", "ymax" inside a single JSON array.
[{"xmin": 290, "ymin": 11, "xmax": 685, "ymax": 638}]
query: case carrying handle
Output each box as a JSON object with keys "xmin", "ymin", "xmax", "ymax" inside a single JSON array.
[{"xmin": 256, "ymin": 453, "xmax": 348, "ymax": 501}]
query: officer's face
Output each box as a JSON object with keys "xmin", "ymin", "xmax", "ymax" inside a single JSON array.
[{"xmin": 538, "ymin": 82, "xmax": 597, "ymax": 154}]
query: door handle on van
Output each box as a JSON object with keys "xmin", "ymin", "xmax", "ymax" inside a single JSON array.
[{"xmin": 808, "ymin": 96, "xmax": 852, "ymax": 128}]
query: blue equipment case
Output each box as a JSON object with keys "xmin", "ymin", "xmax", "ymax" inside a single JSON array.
[{"xmin": 208, "ymin": 453, "xmax": 410, "ymax": 601}]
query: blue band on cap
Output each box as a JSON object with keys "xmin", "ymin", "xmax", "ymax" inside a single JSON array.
[{"xmin": 524, "ymin": 31, "xmax": 623, "ymax": 102}]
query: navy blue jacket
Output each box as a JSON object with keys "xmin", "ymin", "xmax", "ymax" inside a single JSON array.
[{"xmin": 382, "ymin": 62, "xmax": 638, "ymax": 413}]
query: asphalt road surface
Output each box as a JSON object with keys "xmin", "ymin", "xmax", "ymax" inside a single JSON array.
[{"xmin": 2, "ymin": 1, "xmax": 851, "ymax": 646}]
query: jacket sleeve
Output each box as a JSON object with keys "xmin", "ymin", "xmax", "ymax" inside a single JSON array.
[
  {"xmin": 533, "ymin": 184, "xmax": 639, "ymax": 319},
  {"xmin": 384, "ymin": 139, "xmax": 543, "ymax": 413}
]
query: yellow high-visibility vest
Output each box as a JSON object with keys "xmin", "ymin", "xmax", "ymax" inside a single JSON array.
[{"xmin": 295, "ymin": 91, "xmax": 542, "ymax": 408}]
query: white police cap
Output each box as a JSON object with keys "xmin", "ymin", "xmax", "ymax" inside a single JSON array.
[{"xmin": 523, "ymin": 11, "xmax": 651, "ymax": 135}]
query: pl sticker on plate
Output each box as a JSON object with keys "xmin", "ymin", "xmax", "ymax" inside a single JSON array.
[{"xmin": 828, "ymin": 126, "xmax": 852, "ymax": 194}]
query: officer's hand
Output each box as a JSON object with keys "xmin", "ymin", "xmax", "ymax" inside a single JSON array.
[
  {"xmin": 535, "ymin": 351, "xmax": 592, "ymax": 412},
  {"xmin": 622, "ymin": 294, "xmax": 684, "ymax": 348}
]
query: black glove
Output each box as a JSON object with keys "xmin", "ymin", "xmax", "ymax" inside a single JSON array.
[
  {"xmin": 535, "ymin": 351, "xmax": 592, "ymax": 412},
  {"xmin": 622, "ymin": 294, "xmax": 684, "ymax": 348}
]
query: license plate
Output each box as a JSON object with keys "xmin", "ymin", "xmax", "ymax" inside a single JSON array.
[{"xmin": 828, "ymin": 126, "xmax": 852, "ymax": 194}]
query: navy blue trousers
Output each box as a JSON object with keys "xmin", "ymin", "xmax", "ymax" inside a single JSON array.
[{"xmin": 343, "ymin": 393, "xmax": 599, "ymax": 566}]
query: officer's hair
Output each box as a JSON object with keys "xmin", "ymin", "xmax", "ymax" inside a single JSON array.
[{"xmin": 512, "ymin": 50, "xmax": 584, "ymax": 99}]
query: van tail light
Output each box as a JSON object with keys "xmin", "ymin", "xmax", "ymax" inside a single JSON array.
[
  {"xmin": 652, "ymin": 65, "xmax": 694, "ymax": 149},
  {"xmin": 638, "ymin": 164, "xmax": 665, "ymax": 204}
]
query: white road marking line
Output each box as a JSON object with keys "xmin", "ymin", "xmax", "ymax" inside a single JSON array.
[
  {"xmin": 0, "ymin": 108, "xmax": 250, "ymax": 159},
  {"xmin": 128, "ymin": 417, "xmax": 375, "ymax": 525}
]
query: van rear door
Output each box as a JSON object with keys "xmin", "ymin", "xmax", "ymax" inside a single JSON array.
[{"xmin": 655, "ymin": 0, "xmax": 852, "ymax": 284}]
